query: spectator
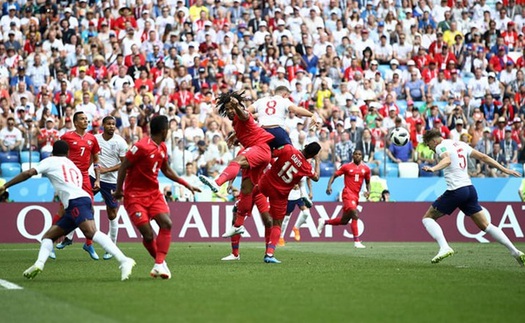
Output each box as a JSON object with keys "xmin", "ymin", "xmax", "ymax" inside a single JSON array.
[{"xmin": 0, "ymin": 117, "xmax": 23, "ymax": 152}]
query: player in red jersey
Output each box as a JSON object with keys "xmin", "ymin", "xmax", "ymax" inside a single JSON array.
[
  {"xmin": 255, "ymin": 142, "xmax": 321, "ymax": 263},
  {"xmin": 55, "ymin": 111, "xmax": 102, "ymax": 260},
  {"xmin": 199, "ymin": 91, "xmax": 275, "ymax": 237},
  {"xmin": 320, "ymin": 150, "xmax": 371, "ymax": 248},
  {"xmin": 113, "ymin": 115, "xmax": 201, "ymax": 279}
]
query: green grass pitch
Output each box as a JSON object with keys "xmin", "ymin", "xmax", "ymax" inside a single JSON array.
[{"xmin": 1, "ymin": 242, "xmax": 524, "ymax": 323}]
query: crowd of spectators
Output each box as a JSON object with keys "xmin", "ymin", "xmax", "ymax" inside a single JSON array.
[{"xmin": 1, "ymin": 0, "xmax": 525, "ymax": 181}]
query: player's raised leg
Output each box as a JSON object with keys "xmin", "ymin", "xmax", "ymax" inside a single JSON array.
[{"xmin": 422, "ymin": 206, "xmax": 454, "ymax": 263}]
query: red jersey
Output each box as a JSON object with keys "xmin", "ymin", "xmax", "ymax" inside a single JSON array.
[
  {"xmin": 39, "ymin": 128, "xmax": 60, "ymax": 147},
  {"xmin": 260, "ymin": 145, "xmax": 315, "ymax": 194},
  {"xmin": 60, "ymin": 131, "xmax": 100, "ymax": 174},
  {"xmin": 124, "ymin": 137, "xmax": 168, "ymax": 196},
  {"xmin": 233, "ymin": 114, "xmax": 274, "ymax": 148},
  {"xmin": 335, "ymin": 162, "xmax": 371, "ymax": 197}
]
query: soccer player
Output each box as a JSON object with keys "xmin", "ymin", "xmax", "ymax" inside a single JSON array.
[
  {"xmin": 321, "ymin": 150, "xmax": 371, "ymax": 248},
  {"xmin": 0, "ymin": 141, "xmax": 135, "ymax": 281},
  {"xmin": 256, "ymin": 142, "xmax": 321, "ymax": 263},
  {"xmin": 248, "ymin": 85, "xmax": 316, "ymax": 149},
  {"xmin": 421, "ymin": 129, "xmax": 525, "ymax": 265},
  {"xmin": 278, "ymin": 178, "xmax": 313, "ymax": 247},
  {"xmin": 113, "ymin": 115, "xmax": 201, "ymax": 279},
  {"xmin": 88, "ymin": 116, "xmax": 128, "ymax": 260},
  {"xmin": 199, "ymin": 92, "xmax": 275, "ymax": 237},
  {"xmin": 56, "ymin": 111, "xmax": 102, "ymax": 260}
]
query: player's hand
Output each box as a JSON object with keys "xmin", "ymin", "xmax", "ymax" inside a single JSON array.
[
  {"xmin": 112, "ymin": 189, "xmax": 124, "ymax": 200},
  {"xmin": 0, "ymin": 186, "xmax": 6, "ymax": 196},
  {"xmin": 422, "ymin": 166, "xmax": 434, "ymax": 173},
  {"xmin": 364, "ymin": 191, "xmax": 370, "ymax": 200},
  {"xmin": 505, "ymin": 168, "xmax": 522, "ymax": 177},
  {"xmin": 326, "ymin": 187, "xmax": 332, "ymax": 195},
  {"xmin": 227, "ymin": 182, "xmax": 234, "ymax": 193},
  {"xmin": 189, "ymin": 185, "xmax": 202, "ymax": 194},
  {"xmin": 93, "ymin": 180, "xmax": 101, "ymax": 191}
]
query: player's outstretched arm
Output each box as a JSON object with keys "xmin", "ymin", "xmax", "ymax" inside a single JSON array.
[
  {"xmin": 289, "ymin": 104, "xmax": 314, "ymax": 118},
  {"xmin": 0, "ymin": 169, "xmax": 37, "ymax": 195},
  {"xmin": 471, "ymin": 149, "xmax": 521, "ymax": 177},
  {"xmin": 230, "ymin": 97, "xmax": 249, "ymax": 121},
  {"xmin": 422, "ymin": 152, "xmax": 451, "ymax": 173},
  {"xmin": 311, "ymin": 154, "xmax": 321, "ymax": 182},
  {"xmin": 160, "ymin": 162, "xmax": 202, "ymax": 194},
  {"xmin": 326, "ymin": 172, "xmax": 339, "ymax": 195},
  {"xmin": 113, "ymin": 158, "xmax": 131, "ymax": 199}
]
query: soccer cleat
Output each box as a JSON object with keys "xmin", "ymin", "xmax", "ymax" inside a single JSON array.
[
  {"xmin": 103, "ymin": 252, "xmax": 114, "ymax": 260},
  {"xmin": 83, "ymin": 243, "xmax": 100, "ymax": 260},
  {"xmin": 198, "ymin": 175, "xmax": 220, "ymax": 193},
  {"xmin": 221, "ymin": 253, "xmax": 240, "ymax": 261},
  {"xmin": 49, "ymin": 248, "xmax": 56, "ymax": 260},
  {"xmin": 23, "ymin": 264, "xmax": 43, "ymax": 279},
  {"xmin": 264, "ymin": 255, "xmax": 281, "ymax": 264},
  {"xmin": 317, "ymin": 219, "xmax": 326, "ymax": 235},
  {"xmin": 150, "ymin": 261, "xmax": 171, "ymax": 279},
  {"xmin": 292, "ymin": 227, "xmax": 301, "ymax": 241},
  {"xmin": 277, "ymin": 237, "xmax": 285, "ymax": 247},
  {"xmin": 120, "ymin": 258, "xmax": 136, "ymax": 281},
  {"xmin": 354, "ymin": 241, "xmax": 366, "ymax": 249},
  {"xmin": 302, "ymin": 196, "xmax": 313, "ymax": 208},
  {"xmin": 221, "ymin": 225, "xmax": 245, "ymax": 238},
  {"xmin": 431, "ymin": 248, "xmax": 455, "ymax": 264},
  {"xmin": 514, "ymin": 251, "xmax": 525, "ymax": 267},
  {"xmin": 56, "ymin": 237, "xmax": 73, "ymax": 249}
]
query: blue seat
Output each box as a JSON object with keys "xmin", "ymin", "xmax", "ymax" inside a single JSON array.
[
  {"xmin": 40, "ymin": 151, "xmax": 52, "ymax": 160},
  {"xmin": 381, "ymin": 163, "xmax": 399, "ymax": 177},
  {"xmin": 20, "ymin": 151, "xmax": 41, "ymax": 163},
  {"xmin": 378, "ymin": 65, "xmax": 390, "ymax": 78},
  {"xmin": 0, "ymin": 151, "xmax": 20, "ymax": 163},
  {"xmin": 509, "ymin": 163, "xmax": 524, "ymax": 177},
  {"xmin": 397, "ymin": 100, "xmax": 408, "ymax": 115},
  {"xmin": 1, "ymin": 162, "xmax": 21, "ymax": 177},
  {"xmin": 320, "ymin": 162, "xmax": 336, "ymax": 177},
  {"xmin": 435, "ymin": 101, "xmax": 447, "ymax": 111}
]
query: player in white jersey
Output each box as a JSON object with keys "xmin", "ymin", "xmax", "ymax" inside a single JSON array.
[
  {"xmin": 421, "ymin": 129, "xmax": 525, "ymax": 266},
  {"xmin": 88, "ymin": 116, "xmax": 129, "ymax": 260},
  {"xmin": 248, "ymin": 85, "xmax": 316, "ymax": 149},
  {"xmin": 278, "ymin": 177, "xmax": 313, "ymax": 246},
  {"xmin": 0, "ymin": 141, "xmax": 136, "ymax": 280}
]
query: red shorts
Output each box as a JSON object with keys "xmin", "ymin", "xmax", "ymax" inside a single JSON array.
[
  {"xmin": 342, "ymin": 192, "xmax": 359, "ymax": 212},
  {"xmin": 82, "ymin": 174, "xmax": 94, "ymax": 200},
  {"xmin": 124, "ymin": 190, "xmax": 169, "ymax": 227},
  {"xmin": 258, "ymin": 181, "xmax": 287, "ymax": 220},
  {"xmin": 239, "ymin": 144, "xmax": 271, "ymax": 170}
]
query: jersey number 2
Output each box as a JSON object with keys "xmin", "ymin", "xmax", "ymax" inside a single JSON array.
[{"xmin": 278, "ymin": 161, "xmax": 298, "ymax": 184}]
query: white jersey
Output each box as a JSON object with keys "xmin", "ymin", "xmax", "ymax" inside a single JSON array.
[
  {"xmin": 288, "ymin": 177, "xmax": 308, "ymax": 201},
  {"xmin": 435, "ymin": 139, "xmax": 473, "ymax": 191},
  {"xmin": 34, "ymin": 156, "xmax": 90, "ymax": 208},
  {"xmin": 252, "ymin": 95, "xmax": 294, "ymax": 127},
  {"xmin": 88, "ymin": 133, "xmax": 128, "ymax": 184}
]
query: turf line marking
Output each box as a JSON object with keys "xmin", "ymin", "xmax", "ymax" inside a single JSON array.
[{"xmin": 0, "ymin": 279, "xmax": 23, "ymax": 290}]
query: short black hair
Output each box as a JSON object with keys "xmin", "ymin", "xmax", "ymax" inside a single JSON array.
[
  {"xmin": 150, "ymin": 115, "xmax": 169, "ymax": 135},
  {"xmin": 102, "ymin": 116, "xmax": 116, "ymax": 124},
  {"xmin": 73, "ymin": 111, "xmax": 85, "ymax": 123},
  {"xmin": 303, "ymin": 142, "xmax": 321, "ymax": 159},
  {"xmin": 52, "ymin": 140, "xmax": 69, "ymax": 156}
]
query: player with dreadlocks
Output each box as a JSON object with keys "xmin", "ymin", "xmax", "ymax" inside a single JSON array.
[{"xmin": 199, "ymin": 91, "xmax": 275, "ymax": 259}]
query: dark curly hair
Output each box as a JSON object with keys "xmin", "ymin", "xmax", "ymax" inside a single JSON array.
[{"xmin": 216, "ymin": 90, "xmax": 247, "ymax": 117}]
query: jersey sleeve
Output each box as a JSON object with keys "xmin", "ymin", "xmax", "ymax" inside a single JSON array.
[
  {"xmin": 126, "ymin": 142, "xmax": 144, "ymax": 164},
  {"xmin": 33, "ymin": 157, "xmax": 52, "ymax": 175},
  {"xmin": 334, "ymin": 164, "xmax": 348, "ymax": 177},
  {"xmin": 436, "ymin": 143, "xmax": 449, "ymax": 158},
  {"xmin": 91, "ymin": 136, "xmax": 101, "ymax": 155},
  {"xmin": 118, "ymin": 137, "xmax": 129, "ymax": 158}
]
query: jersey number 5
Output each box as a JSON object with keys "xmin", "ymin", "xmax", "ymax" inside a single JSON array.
[
  {"xmin": 278, "ymin": 161, "xmax": 298, "ymax": 184},
  {"xmin": 457, "ymin": 148, "xmax": 466, "ymax": 169},
  {"xmin": 265, "ymin": 100, "xmax": 277, "ymax": 115}
]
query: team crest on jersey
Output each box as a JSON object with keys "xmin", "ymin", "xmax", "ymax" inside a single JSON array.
[
  {"xmin": 150, "ymin": 154, "xmax": 155, "ymax": 158},
  {"xmin": 87, "ymin": 140, "xmax": 93, "ymax": 146},
  {"xmin": 130, "ymin": 145, "xmax": 138, "ymax": 154},
  {"xmin": 135, "ymin": 212, "xmax": 142, "ymax": 218},
  {"xmin": 160, "ymin": 151, "xmax": 165, "ymax": 158},
  {"xmin": 73, "ymin": 141, "xmax": 77, "ymax": 145}
]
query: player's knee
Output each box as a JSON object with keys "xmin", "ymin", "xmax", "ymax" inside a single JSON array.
[{"xmin": 107, "ymin": 208, "xmax": 118, "ymax": 220}]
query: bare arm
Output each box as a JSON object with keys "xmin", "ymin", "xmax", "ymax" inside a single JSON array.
[
  {"xmin": 100, "ymin": 156, "xmax": 124, "ymax": 174},
  {"xmin": 310, "ymin": 155, "xmax": 321, "ymax": 182},
  {"xmin": 325, "ymin": 171, "xmax": 340, "ymax": 195},
  {"xmin": 423, "ymin": 152, "xmax": 451, "ymax": 173},
  {"xmin": 92, "ymin": 152, "xmax": 101, "ymax": 190},
  {"xmin": 161, "ymin": 161, "xmax": 201, "ymax": 193},
  {"xmin": 470, "ymin": 149, "xmax": 521, "ymax": 177},
  {"xmin": 0, "ymin": 169, "xmax": 37, "ymax": 195},
  {"xmin": 232, "ymin": 98, "xmax": 249, "ymax": 121},
  {"xmin": 113, "ymin": 157, "xmax": 131, "ymax": 199}
]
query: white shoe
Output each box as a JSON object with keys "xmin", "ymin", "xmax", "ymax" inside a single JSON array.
[
  {"xmin": 514, "ymin": 251, "xmax": 525, "ymax": 267},
  {"xmin": 317, "ymin": 219, "xmax": 326, "ymax": 235},
  {"xmin": 221, "ymin": 254, "xmax": 240, "ymax": 261},
  {"xmin": 221, "ymin": 225, "xmax": 245, "ymax": 238},
  {"xmin": 150, "ymin": 261, "xmax": 171, "ymax": 279},
  {"xmin": 49, "ymin": 249, "xmax": 56, "ymax": 260},
  {"xmin": 198, "ymin": 175, "xmax": 220, "ymax": 193},
  {"xmin": 431, "ymin": 248, "xmax": 455, "ymax": 264},
  {"xmin": 120, "ymin": 257, "xmax": 136, "ymax": 281},
  {"xmin": 354, "ymin": 241, "xmax": 366, "ymax": 249},
  {"xmin": 23, "ymin": 264, "xmax": 43, "ymax": 279}
]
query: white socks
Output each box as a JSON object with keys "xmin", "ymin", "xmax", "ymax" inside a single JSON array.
[
  {"xmin": 109, "ymin": 219, "xmax": 119, "ymax": 244},
  {"xmin": 92, "ymin": 231, "xmax": 127, "ymax": 264},
  {"xmin": 65, "ymin": 230, "xmax": 74, "ymax": 240},
  {"xmin": 35, "ymin": 238, "xmax": 54, "ymax": 268},
  {"xmin": 422, "ymin": 218, "xmax": 451, "ymax": 251},
  {"xmin": 295, "ymin": 209, "xmax": 311, "ymax": 228},
  {"xmin": 280, "ymin": 216, "xmax": 290, "ymax": 239},
  {"xmin": 485, "ymin": 224, "xmax": 520, "ymax": 255}
]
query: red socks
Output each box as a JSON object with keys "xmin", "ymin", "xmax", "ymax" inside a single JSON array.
[
  {"xmin": 231, "ymin": 235, "xmax": 241, "ymax": 257},
  {"xmin": 155, "ymin": 228, "xmax": 172, "ymax": 264},
  {"xmin": 143, "ymin": 239, "xmax": 157, "ymax": 259},
  {"xmin": 351, "ymin": 220, "xmax": 360, "ymax": 242},
  {"xmin": 236, "ymin": 191, "xmax": 253, "ymax": 218},
  {"xmin": 265, "ymin": 225, "xmax": 281, "ymax": 256},
  {"xmin": 216, "ymin": 161, "xmax": 241, "ymax": 186},
  {"xmin": 265, "ymin": 226, "xmax": 271, "ymax": 248}
]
